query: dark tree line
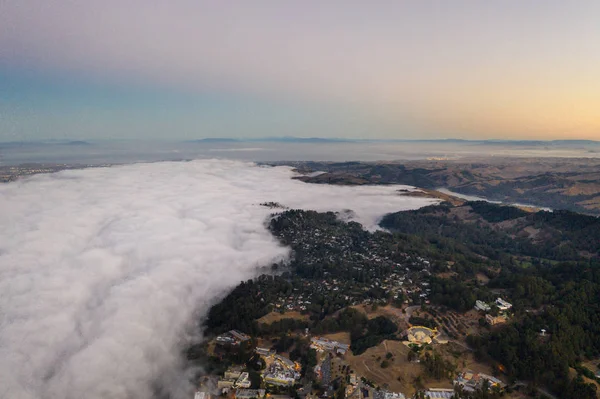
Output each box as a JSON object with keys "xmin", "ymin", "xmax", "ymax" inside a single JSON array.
[{"xmin": 468, "ymin": 261, "xmax": 600, "ymax": 398}]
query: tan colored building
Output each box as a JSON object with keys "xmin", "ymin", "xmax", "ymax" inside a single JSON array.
[{"xmin": 486, "ymin": 314, "xmax": 507, "ymax": 326}]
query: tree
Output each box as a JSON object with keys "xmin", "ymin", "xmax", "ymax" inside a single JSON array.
[{"xmin": 407, "ymin": 350, "xmax": 419, "ymax": 363}]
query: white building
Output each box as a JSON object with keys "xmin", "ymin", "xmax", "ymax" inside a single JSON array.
[
  {"xmin": 422, "ymin": 388, "xmax": 454, "ymax": 398},
  {"xmin": 235, "ymin": 389, "xmax": 266, "ymax": 399},
  {"xmin": 235, "ymin": 372, "xmax": 251, "ymax": 388},
  {"xmin": 475, "ymin": 300, "xmax": 491, "ymax": 312},
  {"xmin": 256, "ymin": 347, "xmax": 274, "ymax": 357},
  {"xmin": 495, "ymin": 298, "xmax": 512, "ymax": 311},
  {"xmin": 310, "ymin": 337, "xmax": 350, "ymax": 354},
  {"xmin": 383, "ymin": 392, "xmax": 406, "ymax": 399}
]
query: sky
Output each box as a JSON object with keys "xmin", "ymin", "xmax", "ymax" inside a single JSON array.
[{"xmin": 1, "ymin": 1, "xmax": 599, "ymax": 141}]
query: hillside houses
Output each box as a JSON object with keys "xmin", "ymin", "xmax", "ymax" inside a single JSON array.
[
  {"xmin": 217, "ymin": 367, "xmax": 251, "ymax": 390},
  {"xmin": 262, "ymin": 355, "xmax": 301, "ymax": 387},
  {"xmin": 495, "ymin": 298, "xmax": 512, "ymax": 311},
  {"xmin": 310, "ymin": 337, "xmax": 350, "ymax": 355},
  {"xmin": 454, "ymin": 370, "xmax": 505, "ymax": 392},
  {"xmin": 267, "ymin": 210, "xmax": 436, "ymax": 314},
  {"xmin": 474, "ymin": 297, "xmax": 512, "ymax": 325},
  {"xmin": 216, "ymin": 330, "xmax": 251, "ymax": 346},
  {"xmin": 474, "ymin": 300, "xmax": 491, "ymax": 312}
]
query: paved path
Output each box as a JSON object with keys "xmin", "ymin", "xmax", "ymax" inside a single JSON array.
[
  {"xmin": 404, "ymin": 306, "xmax": 420, "ymax": 322},
  {"xmin": 361, "ymin": 360, "xmax": 387, "ymax": 382},
  {"xmin": 514, "ymin": 381, "xmax": 558, "ymax": 399},
  {"xmin": 448, "ymin": 339, "xmax": 473, "ymax": 352}
]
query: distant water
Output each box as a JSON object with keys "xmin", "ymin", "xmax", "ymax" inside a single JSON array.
[
  {"xmin": 1, "ymin": 140, "xmax": 598, "ymax": 166},
  {"xmin": 0, "ymin": 141, "xmax": 405, "ymax": 166},
  {"xmin": 437, "ymin": 188, "xmax": 553, "ymax": 211}
]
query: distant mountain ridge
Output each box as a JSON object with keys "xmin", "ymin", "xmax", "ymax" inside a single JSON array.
[
  {"xmin": 183, "ymin": 137, "xmax": 600, "ymax": 145},
  {"xmin": 288, "ymin": 159, "xmax": 600, "ymax": 216},
  {"xmin": 2, "ymin": 137, "xmax": 598, "ymax": 146},
  {"xmin": 186, "ymin": 136, "xmax": 354, "ymax": 143},
  {"xmin": 0, "ymin": 140, "xmax": 92, "ymax": 148}
]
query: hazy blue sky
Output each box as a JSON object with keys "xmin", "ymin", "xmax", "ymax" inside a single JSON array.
[{"xmin": 1, "ymin": 1, "xmax": 599, "ymax": 141}]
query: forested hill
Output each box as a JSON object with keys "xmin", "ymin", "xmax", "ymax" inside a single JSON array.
[
  {"xmin": 201, "ymin": 203, "xmax": 600, "ymax": 398},
  {"xmin": 380, "ymin": 201, "xmax": 600, "ymax": 261},
  {"xmin": 382, "ymin": 202, "xmax": 600, "ymax": 397}
]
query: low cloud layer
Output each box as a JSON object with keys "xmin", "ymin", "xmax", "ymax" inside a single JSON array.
[{"xmin": 0, "ymin": 160, "xmax": 436, "ymax": 399}]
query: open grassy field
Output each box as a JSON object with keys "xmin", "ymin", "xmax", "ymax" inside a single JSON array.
[
  {"xmin": 571, "ymin": 362, "xmax": 600, "ymax": 393},
  {"xmin": 344, "ymin": 340, "xmax": 457, "ymax": 397},
  {"xmin": 320, "ymin": 332, "xmax": 351, "ymax": 345},
  {"xmin": 351, "ymin": 304, "xmax": 410, "ymax": 331},
  {"xmin": 343, "ymin": 338, "xmax": 501, "ymax": 397},
  {"xmin": 257, "ymin": 311, "xmax": 309, "ymax": 325}
]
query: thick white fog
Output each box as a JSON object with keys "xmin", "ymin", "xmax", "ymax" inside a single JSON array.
[{"xmin": 0, "ymin": 160, "xmax": 437, "ymax": 399}]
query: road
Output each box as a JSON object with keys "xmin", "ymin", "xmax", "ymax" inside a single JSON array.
[
  {"xmin": 514, "ymin": 381, "xmax": 558, "ymax": 399},
  {"xmin": 448, "ymin": 339, "xmax": 473, "ymax": 352},
  {"xmin": 360, "ymin": 360, "xmax": 387, "ymax": 382},
  {"xmin": 405, "ymin": 305, "xmax": 420, "ymax": 320}
]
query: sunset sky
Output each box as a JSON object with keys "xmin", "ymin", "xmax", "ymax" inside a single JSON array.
[{"xmin": 1, "ymin": 1, "xmax": 599, "ymax": 141}]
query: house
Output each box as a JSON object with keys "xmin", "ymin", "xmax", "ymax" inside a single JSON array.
[
  {"xmin": 194, "ymin": 392, "xmax": 211, "ymax": 399},
  {"xmin": 349, "ymin": 373, "xmax": 358, "ymax": 386},
  {"xmin": 335, "ymin": 343, "xmax": 350, "ymax": 355},
  {"xmin": 275, "ymin": 354, "xmax": 297, "ymax": 369},
  {"xmin": 263, "ymin": 374, "xmax": 295, "ymax": 387},
  {"xmin": 235, "ymin": 372, "xmax": 251, "ymax": 388},
  {"xmin": 422, "ymin": 388, "xmax": 454, "ymax": 398},
  {"xmin": 217, "ymin": 379, "xmax": 235, "ymax": 390},
  {"xmin": 495, "ymin": 298, "xmax": 512, "ymax": 311},
  {"xmin": 262, "ymin": 355, "xmax": 301, "ymax": 387},
  {"xmin": 230, "ymin": 330, "xmax": 251, "ymax": 342},
  {"xmin": 486, "ymin": 314, "xmax": 507, "ymax": 326},
  {"xmin": 475, "ymin": 300, "xmax": 491, "ymax": 312},
  {"xmin": 235, "ymin": 389, "xmax": 266, "ymax": 399},
  {"xmin": 454, "ymin": 370, "xmax": 505, "ymax": 392},
  {"xmin": 224, "ymin": 368, "xmax": 243, "ymax": 380},
  {"xmin": 255, "ymin": 347, "xmax": 274, "ymax": 357},
  {"xmin": 310, "ymin": 337, "xmax": 349, "ymax": 354},
  {"xmin": 219, "ymin": 367, "xmax": 251, "ymax": 390},
  {"xmin": 216, "ymin": 330, "xmax": 251, "ymax": 346},
  {"xmin": 383, "ymin": 392, "xmax": 406, "ymax": 399}
]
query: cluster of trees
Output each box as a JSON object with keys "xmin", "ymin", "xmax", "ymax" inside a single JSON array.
[
  {"xmin": 532, "ymin": 210, "xmax": 600, "ymax": 255},
  {"xmin": 259, "ymin": 318, "xmax": 310, "ymax": 336},
  {"xmin": 311, "ymin": 308, "xmax": 368, "ymax": 335},
  {"xmin": 428, "ymin": 277, "xmax": 484, "ymax": 312},
  {"xmin": 468, "ymin": 201, "xmax": 528, "ymax": 222},
  {"xmin": 205, "ymin": 275, "xmax": 292, "ymax": 335},
  {"xmin": 468, "ymin": 260, "xmax": 600, "ymax": 397},
  {"xmin": 421, "ymin": 351, "xmax": 455, "ymax": 380},
  {"xmin": 288, "ymin": 337, "xmax": 318, "ymax": 378},
  {"xmin": 563, "ymin": 375, "xmax": 599, "ymax": 399},
  {"xmin": 408, "ymin": 316, "xmax": 437, "ymax": 329},
  {"xmin": 380, "ymin": 202, "xmax": 600, "ymax": 266},
  {"xmin": 350, "ymin": 315, "xmax": 398, "ymax": 355}
]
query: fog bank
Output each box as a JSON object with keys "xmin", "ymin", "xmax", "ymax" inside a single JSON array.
[{"xmin": 0, "ymin": 160, "xmax": 436, "ymax": 398}]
